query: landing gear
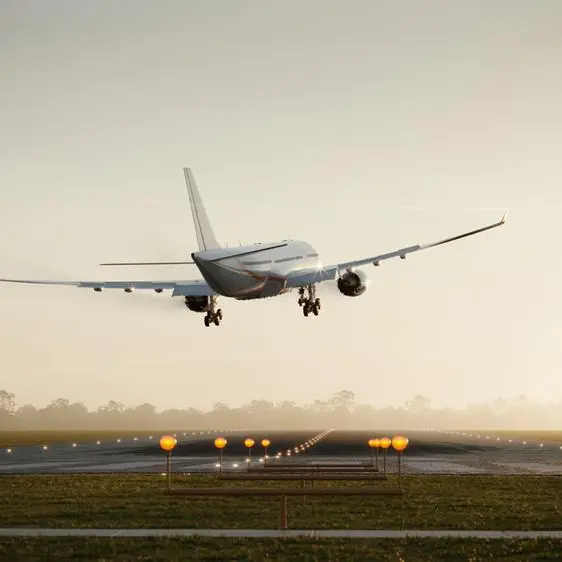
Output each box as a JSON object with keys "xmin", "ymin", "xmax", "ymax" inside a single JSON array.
[
  {"xmin": 298, "ymin": 285, "xmax": 321, "ymax": 318},
  {"xmin": 203, "ymin": 297, "xmax": 223, "ymax": 327}
]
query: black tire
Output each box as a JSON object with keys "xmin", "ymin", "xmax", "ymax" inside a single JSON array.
[
  {"xmin": 204, "ymin": 316, "xmax": 210, "ymax": 327},
  {"xmin": 217, "ymin": 309, "xmax": 223, "ymax": 320},
  {"xmin": 213, "ymin": 315, "xmax": 220, "ymax": 326},
  {"xmin": 312, "ymin": 304, "xmax": 319, "ymax": 316},
  {"xmin": 303, "ymin": 306, "xmax": 309, "ymax": 317}
]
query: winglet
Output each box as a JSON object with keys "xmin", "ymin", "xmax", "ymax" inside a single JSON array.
[{"xmin": 500, "ymin": 209, "xmax": 508, "ymax": 224}]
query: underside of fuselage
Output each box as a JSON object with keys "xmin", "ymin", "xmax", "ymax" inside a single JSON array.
[{"xmin": 192, "ymin": 240, "xmax": 319, "ymax": 300}]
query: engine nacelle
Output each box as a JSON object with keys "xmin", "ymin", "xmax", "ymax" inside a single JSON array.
[
  {"xmin": 185, "ymin": 295, "xmax": 210, "ymax": 313},
  {"xmin": 337, "ymin": 269, "xmax": 368, "ymax": 297}
]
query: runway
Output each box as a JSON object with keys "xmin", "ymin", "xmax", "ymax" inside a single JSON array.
[{"xmin": 2, "ymin": 430, "xmax": 562, "ymax": 475}]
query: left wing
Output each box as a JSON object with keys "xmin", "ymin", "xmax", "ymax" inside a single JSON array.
[
  {"xmin": 286, "ymin": 211, "xmax": 507, "ymax": 288},
  {"xmin": 0, "ymin": 277, "xmax": 216, "ymax": 296}
]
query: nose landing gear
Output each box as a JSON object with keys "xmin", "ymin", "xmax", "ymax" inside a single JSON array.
[{"xmin": 298, "ymin": 285, "xmax": 321, "ymax": 317}]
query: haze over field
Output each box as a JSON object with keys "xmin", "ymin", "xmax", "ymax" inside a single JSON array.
[
  {"xmin": 0, "ymin": 1, "xmax": 561, "ymax": 413},
  {"xmin": 2, "ymin": 389, "xmax": 562, "ymax": 432}
]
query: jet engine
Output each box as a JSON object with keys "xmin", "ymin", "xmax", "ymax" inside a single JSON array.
[
  {"xmin": 185, "ymin": 295, "xmax": 210, "ymax": 312},
  {"xmin": 337, "ymin": 269, "xmax": 368, "ymax": 297}
]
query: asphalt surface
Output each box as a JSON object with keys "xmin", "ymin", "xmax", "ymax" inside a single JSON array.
[{"xmin": 2, "ymin": 429, "xmax": 562, "ymax": 475}]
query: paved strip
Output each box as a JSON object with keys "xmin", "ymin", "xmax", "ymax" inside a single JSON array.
[{"xmin": 1, "ymin": 529, "xmax": 562, "ymax": 538}]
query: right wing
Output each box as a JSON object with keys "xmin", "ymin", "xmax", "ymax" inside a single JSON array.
[
  {"xmin": 0, "ymin": 277, "xmax": 216, "ymax": 296},
  {"xmin": 286, "ymin": 211, "xmax": 507, "ymax": 288}
]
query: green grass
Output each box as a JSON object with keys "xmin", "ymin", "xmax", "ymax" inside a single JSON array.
[
  {"xmin": 1, "ymin": 537, "xmax": 562, "ymax": 560},
  {"xmin": 1, "ymin": 474, "xmax": 562, "ymax": 531}
]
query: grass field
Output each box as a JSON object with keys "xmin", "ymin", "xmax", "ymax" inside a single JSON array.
[
  {"xmin": 0, "ymin": 431, "xmax": 167, "ymax": 448},
  {"xmin": 1, "ymin": 474, "xmax": 561, "ymax": 531},
  {"xmin": 1, "ymin": 474, "xmax": 561, "ymax": 559},
  {"xmin": 1, "ymin": 537, "xmax": 562, "ymax": 561}
]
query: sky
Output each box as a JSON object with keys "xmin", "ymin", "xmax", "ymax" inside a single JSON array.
[{"xmin": 0, "ymin": 0, "xmax": 561, "ymax": 412}]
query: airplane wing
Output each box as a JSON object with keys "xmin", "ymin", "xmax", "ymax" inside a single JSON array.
[
  {"xmin": 0, "ymin": 277, "xmax": 216, "ymax": 296},
  {"xmin": 286, "ymin": 211, "xmax": 507, "ymax": 288}
]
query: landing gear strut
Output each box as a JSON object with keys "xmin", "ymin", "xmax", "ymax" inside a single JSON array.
[
  {"xmin": 203, "ymin": 296, "xmax": 223, "ymax": 327},
  {"xmin": 298, "ymin": 285, "xmax": 321, "ymax": 318}
]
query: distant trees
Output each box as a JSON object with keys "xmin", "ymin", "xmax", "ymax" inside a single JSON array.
[
  {"xmin": 0, "ymin": 390, "xmax": 16, "ymax": 428},
  {"xmin": 0, "ymin": 388, "xmax": 558, "ymax": 431},
  {"xmin": 0, "ymin": 390, "xmax": 16, "ymax": 414}
]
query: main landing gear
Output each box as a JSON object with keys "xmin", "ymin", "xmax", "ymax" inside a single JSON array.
[
  {"xmin": 298, "ymin": 285, "xmax": 321, "ymax": 317},
  {"xmin": 203, "ymin": 297, "xmax": 223, "ymax": 327}
]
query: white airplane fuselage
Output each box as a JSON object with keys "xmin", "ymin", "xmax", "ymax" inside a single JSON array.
[{"xmin": 192, "ymin": 239, "xmax": 320, "ymax": 299}]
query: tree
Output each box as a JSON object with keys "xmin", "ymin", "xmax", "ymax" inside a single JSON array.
[
  {"xmin": 0, "ymin": 390, "xmax": 16, "ymax": 413},
  {"xmin": 405, "ymin": 394, "xmax": 431, "ymax": 415},
  {"xmin": 97, "ymin": 400, "xmax": 126, "ymax": 414},
  {"xmin": 47, "ymin": 398, "xmax": 71, "ymax": 410},
  {"xmin": 328, "ymin": 390, "xmax": 356, "ymax": 412}
]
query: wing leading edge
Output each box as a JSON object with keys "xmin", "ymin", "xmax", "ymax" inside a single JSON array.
[
  {"xmin": 0, "ymin": 277, "xmax": 216, "ymax": 296},
  {"xmin": 286, "ymin": 211, "xmax": 507, "ymax": 287}
]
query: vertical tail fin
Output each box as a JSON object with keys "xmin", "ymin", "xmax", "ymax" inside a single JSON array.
[{"xmin": 183, "ymin": 168, "xmax": 221, "ymax": 251}]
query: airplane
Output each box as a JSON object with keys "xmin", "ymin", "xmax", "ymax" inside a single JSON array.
[{"xmin": 0, "ymin": 168, "xmax": 506, "ymax": 327}]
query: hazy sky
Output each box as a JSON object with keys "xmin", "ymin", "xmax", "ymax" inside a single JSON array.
[{"xmin": 1, "ymin": 0, "xmax": 561, "ymax": 412}]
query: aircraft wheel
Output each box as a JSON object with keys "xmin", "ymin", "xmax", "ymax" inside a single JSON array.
[
  {"xmin": 217, "ymin": 309, "xmax": 223, "ymax": 320},
  {"xmin": 204, "ymin": 315, "xmax": 211, "ymax": 327},
  {"xmin": 312, "ymin": 303, "xmax": 319, "ymax": 316},
  {"xmin": 315, "ymin": 298, "xmax": 321, "ymax": 310},
  {"xmin": 213, "ymin": 314, "xmax": 220, "ymax": 326},
  {"xmin": 303, "ymin": 305, "xmax": 309, "ymax": 317}
]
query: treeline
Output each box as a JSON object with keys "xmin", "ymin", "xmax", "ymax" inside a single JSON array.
[{"xmin": 0, "ymin": 389, "xmax": 560, "ymax": 430}]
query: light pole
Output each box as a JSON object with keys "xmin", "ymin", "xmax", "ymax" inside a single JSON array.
[
  {"xmin": 368, "ymin": 438, "xmax": 380, "ymax": 470},
  {"xmin": 214, "ymin": 437, "xmax": 227, "ymax": 474},
  {"xmin": 380, "ymin": 437, "xmax": 391, "ymax": 474},
  {"xmin": 159, "ymin": 435, "xmax": 177, "ymax": 492},
  {"xmin": 261, "ymin": 439, "xmax": 270, "ymax": 466},
  {"xmin": 391, "ymin": 435, "xmax": 409, "ymax": 485},
  {"xmin": 244, "ymin": 438, "xmax": 255, "ymax": 471}
]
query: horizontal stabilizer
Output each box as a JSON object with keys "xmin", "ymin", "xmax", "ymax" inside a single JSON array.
[{"xmin": 100, "ymin": 261, "xmax": 195, "ymax": 266}]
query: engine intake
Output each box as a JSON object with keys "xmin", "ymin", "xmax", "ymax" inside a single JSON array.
[
  {"xmin": 185, "ymin": 295, "xmax": 210, "ymax": 313},
  {"xmin": 337, "ymin": 269, "xmax": 368, "ymax": 297}
]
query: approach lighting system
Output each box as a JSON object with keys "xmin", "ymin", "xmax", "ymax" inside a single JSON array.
[
  {"xmin": 244, "ymin": 438, "xmax": 255, "ymax": 468},
  {"xmin": 391, "ymin": 435, "xmax": 409, "ymax": 484},
  {"xmin": 380, "ymin": 437, "xmax": 391, "ymax": 473},
  {"xmin": 159, "ymin": 435, "xmax": 177, "ymax": 491},
  {"xmin": 391, "ymin": 435, "xmax": 409, "ymax": 452},
  {"xmin": 159, "ymin": 435, "xmax": 177, "ymax": 452},
  {"xmin": 368, "ymin": 438, "xmax": 381, "ymax": 469},
  {"xmin": 261, "ymin": 438, "xmax": 271, "ymax": 465},
  {"xmin": 214, "ymin": 436, "xmax": 227, "ymax": 474},
  {"xmin": 380, "ymin": 437, "xmax": 391, "ymax": 449}
]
